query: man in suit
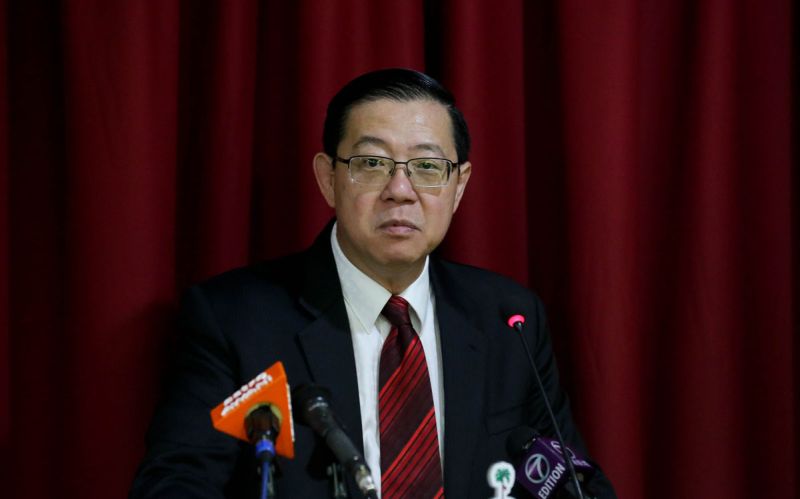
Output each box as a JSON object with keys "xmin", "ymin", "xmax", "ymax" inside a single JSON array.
[{"xmin": 131, "ymin": 69, "xmax": 616, "ymax": 498}]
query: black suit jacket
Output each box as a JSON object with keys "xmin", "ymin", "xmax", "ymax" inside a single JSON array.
[{"xmin": 131, "ymin": 224, "xmax": 616, "ymax": 498}]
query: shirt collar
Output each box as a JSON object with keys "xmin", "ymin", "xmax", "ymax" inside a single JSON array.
[{"xmin": 330, "ymin": 222, "xmax": 430, "ymax": 333}]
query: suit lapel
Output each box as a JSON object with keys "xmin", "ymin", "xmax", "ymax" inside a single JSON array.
[
  {"xmin": 431, "ymin": 261, "xmax": 488, "ymax": 498},
  {"xmin": 295, "ymin": 222, "xmax": 363, "ymax": 454}
]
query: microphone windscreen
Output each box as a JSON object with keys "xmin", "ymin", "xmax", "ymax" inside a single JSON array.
[
  {"xmin": 499, "ymin": 296, "xmax": 531, "ymax": 326},
  {"xmin": 292, "ymin": 384, "xmax": 332, "ymax": 423},
  {"xmin": 246, "ymin": 404, "xmax": 280, "ymax": 442}
]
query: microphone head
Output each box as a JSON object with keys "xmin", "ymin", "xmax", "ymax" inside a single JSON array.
[
  {"xmin": 506, "ymin": 314, "xmax": 525, "ymax": 328},
  {"xmin": 506, "ymin": 426, "xmax": 538, "ymax": 459},
  {"xmin": 291, "ymin": 384, "xmax": 332, "ymax": 423},
  {"xmin": 500, "ymin": 297, "xmax": 530, "ymax": 330},
  {"xmin": 487, "ymin": 461, "xmax": 516, "ymax": 496},
  {"xmin": 245, "ymin": 404, "xmax": 281, "ymax": 443}
]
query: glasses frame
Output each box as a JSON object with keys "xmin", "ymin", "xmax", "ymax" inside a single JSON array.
[{"xmin": 334, "ymin": 155, "xmax": 460, "ymax": 188}]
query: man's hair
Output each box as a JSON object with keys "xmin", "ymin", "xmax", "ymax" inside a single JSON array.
[{"xmin": 322, "ymin": 68, "xmax": 471, "ymax": 163}]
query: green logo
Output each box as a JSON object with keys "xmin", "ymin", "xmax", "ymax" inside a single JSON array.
[{"xmin": 495, "ymin": 468, "xmax": 512, "ymax": 485}]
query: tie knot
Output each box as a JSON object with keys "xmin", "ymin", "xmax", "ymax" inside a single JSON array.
[{"xmin": 382, "ymin": 295, "xmax": 412, "ymax": 328}]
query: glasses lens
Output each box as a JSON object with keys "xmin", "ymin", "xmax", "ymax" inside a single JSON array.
[
  {"xmin": 408, "ymin": 158, "xmax": 451, "ymax": 187},
  {"xmin": 349, "ymin": 156, "xmax": 393, "ymax": 185},
  {"xmin": 347, "ymin": 156, "xmax": 453, "ymax": 187}
]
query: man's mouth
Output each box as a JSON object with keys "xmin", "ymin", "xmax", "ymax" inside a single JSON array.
[{"xmin": 378, "ymin": 219, "xmax": 420, "ymax": 233}]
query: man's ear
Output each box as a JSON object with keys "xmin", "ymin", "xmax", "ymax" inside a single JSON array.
[
  {"xmin": 452, "ymin": 161, "xmax": 471, "ymax": 213},
  {"xmin": 313, "ymin": 153, "xmax": 336, "ymax": 208}
]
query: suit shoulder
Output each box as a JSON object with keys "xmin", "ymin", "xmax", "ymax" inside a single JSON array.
[
  {"xmin": 432, "ymin": 258, "xmax": 544, "ymax": 311},
  {"xmin": 185, "ymin": 252, "xmax": 305, "ymax": 307}
]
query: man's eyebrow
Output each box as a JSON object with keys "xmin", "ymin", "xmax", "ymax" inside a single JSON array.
[
  {"xmin": 410, "ymin": 142, "xmax": 446, "ymax": 157},
  {"xmin": 351, "ymin": 136, "xmax": 389, "ymax": 150}
]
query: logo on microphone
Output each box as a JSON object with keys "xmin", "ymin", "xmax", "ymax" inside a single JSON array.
[
  {"xmin": 525, "ymin": 454, "xmax": 551, "ymax": 484},
  {"xmin": 487, "ymin": 461, "xmax": 516, "ymax": 499},
  {"xmin": 220, "ymin": 371, "xmax": 273, "ymax": 417},
  {"xmin": 549, "ymin": 441, "xmax": 576, "ymax": 459}
]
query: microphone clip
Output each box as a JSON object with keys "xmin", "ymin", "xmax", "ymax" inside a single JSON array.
[{"xmin": 327, "ymin": 462, "xmax": 349, "ymax": 498}]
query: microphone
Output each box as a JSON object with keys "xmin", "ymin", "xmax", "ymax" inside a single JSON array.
[
  {"xmin": 210, "ymin": 361, "xmax": 295, "ymax": 460},
  {"xmin": 507, "ymin": 427, "xmax": 595, "ymax": 498},
  {"xmin": 487, "ymin": 460, "xmax": 517, "ymax": 499},
  {"xmin": 292, "ymin": 384, "xmax": 378, "ymax": 499},
  {"xmin": 503, "ymin": 305, "xmax": 586, "ymax": 499},
  {"xmin": 246, "ymin": 405, "xmax": 281, "ymax": 463}
]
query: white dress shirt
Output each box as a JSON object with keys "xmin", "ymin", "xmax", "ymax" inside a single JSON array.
[{"xmin": 330, "ymin": 223, "xmax": 444, "ymax": 497}]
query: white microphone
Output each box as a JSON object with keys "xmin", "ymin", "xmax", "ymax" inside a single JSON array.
[{"xmin": 487, "ymin": 460, "xmax": 517, "ymax": 499}]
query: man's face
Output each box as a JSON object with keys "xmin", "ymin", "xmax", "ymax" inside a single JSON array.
[{"xmin": 313, "ymin": 98, "xmax": 471, "ymax": 290}]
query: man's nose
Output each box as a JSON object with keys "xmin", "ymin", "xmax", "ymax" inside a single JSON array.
[
  {"xmin": 382, "ymin": 164, "xmax": 417, "ymax": 200},
  {"xmin": 391, "ymin": 164, "xmax": 412, "ymax": 179}
]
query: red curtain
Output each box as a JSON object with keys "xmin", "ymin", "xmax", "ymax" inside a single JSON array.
[{"xmin": 2, "ymin": 1, "xmax": 794, "ymax": 498}]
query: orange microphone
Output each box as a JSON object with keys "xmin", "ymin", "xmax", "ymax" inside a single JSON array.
[{"xmin": 210, "ymin": 361, "xmax": 295, "ymax": 460}]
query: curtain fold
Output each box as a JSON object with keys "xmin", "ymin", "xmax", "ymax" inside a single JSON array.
[
  {"xmin": 0, "ymin": 0, "xmax": 9, "ymax": 485},
  {"xmin": 2, "ymin": 1, "xmax": 793, "ymax": 498}
]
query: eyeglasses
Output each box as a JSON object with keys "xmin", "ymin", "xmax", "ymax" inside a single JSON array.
[{"xmin": 334, "ymin": 155, "xmax": 459, "ymax": 188}]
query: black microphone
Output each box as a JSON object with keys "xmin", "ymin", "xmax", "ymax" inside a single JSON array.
[
  {"xmin": 507, "ymin": 427, "xmax": 596, "ymax": 498},
  {"xmin": 292, "ymin": 384, "xmax": 378, "ymax": 499},
  {"xmin": 503, "ymin": 303, "xmax": 586, "ymax": 499}
]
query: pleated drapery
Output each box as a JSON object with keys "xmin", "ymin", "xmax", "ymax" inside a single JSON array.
[{"xmin": 1, "ymin": 1, "xmax": 794, "ymax": 498}]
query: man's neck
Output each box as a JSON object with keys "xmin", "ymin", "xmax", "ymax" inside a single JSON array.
[{"xmin": 367, "ymin": 263, "xmax": 424, "ymax": 295}]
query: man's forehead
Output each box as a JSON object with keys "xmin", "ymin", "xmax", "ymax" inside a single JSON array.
[{"xmin": 341, "ymin": 98, "xmax": 455, "ymax": 154}]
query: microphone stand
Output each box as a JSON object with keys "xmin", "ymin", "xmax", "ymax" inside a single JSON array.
[
  {"xmin": 258, "ymin": 457, "xmax": 275, "ymax": 499},
  {"xmin": 511, "ymin": 319, "xmax": 586, "ymax": 499},
  {"xmin": 327, "ymin": 462, "xmax": 349, "ymax": 498}
]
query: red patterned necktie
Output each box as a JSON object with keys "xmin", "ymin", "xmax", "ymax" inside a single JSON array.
[{"xmin": 378, "ymin": 295, "xmax": 444, "ymax": 499}]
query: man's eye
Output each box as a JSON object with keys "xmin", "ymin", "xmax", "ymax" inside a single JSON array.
[
  {"xmin": 416, "ymin": 161, "xmax": 441, "ymax": 171},
  {"xmin": 364, "ymin": 158, "xmax": 384, "ymax": 168}
]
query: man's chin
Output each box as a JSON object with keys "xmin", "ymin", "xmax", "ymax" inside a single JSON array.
[{"xmin": 376, "ymin": 250, "xmax": 427, "ymax": 271}]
